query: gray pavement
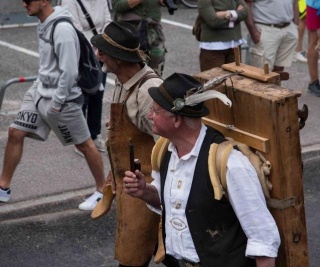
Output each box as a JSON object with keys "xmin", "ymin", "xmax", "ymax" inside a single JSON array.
[{"xmin": 0, "ymin": 3, "xmax": 320, "ymax": 267}]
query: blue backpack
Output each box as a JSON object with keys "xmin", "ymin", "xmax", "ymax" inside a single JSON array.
[{"xmin": 50, "ymin": 18, "xmax": 103, "ymax": 96}]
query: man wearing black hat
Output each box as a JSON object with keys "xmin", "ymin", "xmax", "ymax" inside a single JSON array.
[
  {"xmin": 90, "ymin": 21, "xmax": 163, "ymax": 267},
  {"xmin": 123, "ymin": 73, "xmax": 280, "ymax": 267}
]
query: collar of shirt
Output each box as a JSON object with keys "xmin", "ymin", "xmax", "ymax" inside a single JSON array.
[
  {"xmin": 167, "ymin": 124, "xmax": 207, "ymax": 159},
  {"xmin": 115, "ymin": 63, "xmax": 148, "ymax": 92}
]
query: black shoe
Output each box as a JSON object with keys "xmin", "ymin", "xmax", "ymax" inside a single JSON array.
[{"xmin": 308, "ymin": 80, "xmax": 320, "ymax": 97}]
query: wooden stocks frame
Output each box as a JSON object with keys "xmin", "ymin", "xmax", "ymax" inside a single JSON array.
[{"xmin": 193, "ymin": 65, "xmax": 309, "ymax": 267}]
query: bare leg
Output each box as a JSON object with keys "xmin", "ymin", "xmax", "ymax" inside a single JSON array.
[
  {"xmin": 296, "ymin": 18, "xmax": 306, "ymax": 52},
  {"xmin": 75, "ymin": 138, "xmax": 105, "ymax": 192},
  {"xmin": 307, "ymin": 29, "xmax": 319, "ymax": 83},
  {"xmin": 0, "ymin": 127, "xmax": 27, "ymax": 189}
]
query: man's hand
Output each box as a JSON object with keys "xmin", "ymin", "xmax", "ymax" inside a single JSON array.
[
  {"xmin": 51, "ymin": 107, "xmax": 61, "ymax": 113},
  {"xmin": 123, "ymin": 170, "xmax": 161, "ymax": 208},
  {"xmin": 123, "ymin": 170, "xmax": 146, "ymax": 198},
  {"xmin": 251, "ymin": 28, "xmax": 261, "ymax": 44},
  {"xmin": 237, "ymin": 4, "xmax": 243, "ymax": 11}
]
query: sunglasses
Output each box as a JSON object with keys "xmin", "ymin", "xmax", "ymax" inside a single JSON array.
[{"xmin": 23, "ymin": 0, "xmax": 41, "ymax": 5}]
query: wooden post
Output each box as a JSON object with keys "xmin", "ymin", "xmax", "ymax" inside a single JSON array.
[
  {"xmin": 264, "ymin": 63, "xmax": 269, "ymax": 74},
  {"xmin": 193, "ymin": 67, "xmax": 309, "ymax": 267},
  {"xmin": 234, "ymin": 46, "xmax": 240, "ymax": 66}
]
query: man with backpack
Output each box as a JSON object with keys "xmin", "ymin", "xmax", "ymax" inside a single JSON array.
[
  {"xmin": 0, "ymin": 0, "xmax": 105, "ymax": 211},
  {"xmin": 122, "ymin": 73, "xmax": 281, "ymax": 266}
]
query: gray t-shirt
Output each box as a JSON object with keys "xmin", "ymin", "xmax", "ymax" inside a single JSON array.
[{"xmin": 252, "ymin": 0, "xmax": 294, "ymax": 24}]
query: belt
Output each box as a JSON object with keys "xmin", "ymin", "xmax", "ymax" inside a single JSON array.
[
  {"xmin": 65, "ymin": 94, "xmax": 84, "ymax": 105},
  {"xmin": 165, "ymin": 255, "xmax": 201, "ymax": 267},
  {"xmin": 256, "ymin": 22, "xmax": 290, "ymax": 28},
  {"xmin": 178, "ymin": 259, "xmax": 201, "ymax": 267}
]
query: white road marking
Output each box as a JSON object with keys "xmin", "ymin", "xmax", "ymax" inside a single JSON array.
[{"xmin": 0, "ymin": 18, "xmax": 189, "ymax": 85}]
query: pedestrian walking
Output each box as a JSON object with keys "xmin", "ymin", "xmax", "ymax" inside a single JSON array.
[
  {"xmin": 90, "ymin": 21, "xmax": 163, "ymax": 266},
  {"xmin": 245, "ymin": 0, "xmax": 299, "ymax": 72},
  {"xmin": 61, "ymin": 0, "xmax": 112, "ymax": 156},
  {"xmin": 295, "ymin": 0, "xmax": 308, "ymax": 63},
  {"xmin": 306, "ymin": 0, "xmax": 320, "ymax": 96},
  {"xmin": 0, "ymin": 0, "xmax": 105, "ymax": 211}
]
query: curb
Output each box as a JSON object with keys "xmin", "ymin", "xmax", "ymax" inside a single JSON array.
[
  {"xmin": 302, "ymin": 144, "xmax": 320, "ymax": 161},
  {"xmin": 1, "ymin": 146, "xmax": 319, "ymax": 223},
  {"xmin": 0, "ymin": 187, "xmax": 95, "ymax": 222}
]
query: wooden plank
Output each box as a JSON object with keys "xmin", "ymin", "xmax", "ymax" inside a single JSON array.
[
  {"xmin": 202, "ymin": 117, "xmax": 270, "ymax": 153},
  {"xmin": 193, "ymin": 66, "xmax": 309, "ymax": 267},
  {"xmin": 221, "ymin": 62, "xmax": 281, "ymax": 84},
  {"xmin": 268, "ymin": 97, "xmax": 309, "ymax": 266},
  {"xmin": 194, "ymin": 68, "xmax": 302, "ymax": 100}
]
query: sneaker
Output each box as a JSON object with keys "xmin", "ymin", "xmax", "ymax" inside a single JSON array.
[
  {"xmin": 308, "ymin": 80, "xmax": 320, "ymax": 97},
  {"xmin": 93, "ymin": 134, "xmax": 105, "ymax": 152},
  {"xmin": 0, "ymin": 187, "xmax": 11, "ymax": 202},
  {"xmin": 74, "ymin": 147, "xmax": 85, "ymax": 157},
  {"xmin": 295, "ymin": 51, "xmax": 308, "ymax": 63},
  {"xmin": 78, "ymin": 191, "xmax": 103, "ymax": 211}
]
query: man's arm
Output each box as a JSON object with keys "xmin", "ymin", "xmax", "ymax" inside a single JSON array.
[
  {"xmin": 244, "ymin": 0, "xmax": 260, "ymax": 43},
  {"xmin": 292, "ymin": 0, "xmax": 299, "ymax": 25},
  {"xmin": 255, "ymin": 256, "xmax": 276, "ymax": 267}
]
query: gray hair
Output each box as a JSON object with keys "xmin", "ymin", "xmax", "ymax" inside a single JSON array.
[{"xmin": 182, "ymin": 116, "xmax": 201, "ymax": 130}]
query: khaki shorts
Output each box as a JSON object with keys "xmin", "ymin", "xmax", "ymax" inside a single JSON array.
[
  {"xmin": 248, "ymin": 22, "xmax": 298, "ymax": 69},
  {"xmin": 11, "ymin": 82, "xmax": 90, "ymax": 146}
]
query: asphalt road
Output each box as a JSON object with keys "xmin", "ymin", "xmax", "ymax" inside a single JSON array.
[
  {"xmin": 0, "ymin": 3, "xmax": 319, "ymax": 267},
  {"xmin": 0, "ymin": 156, "xmax": 318, "ymax": 267}
]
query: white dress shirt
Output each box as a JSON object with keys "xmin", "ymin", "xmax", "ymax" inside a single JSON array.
[{"xmin": 149, "ymin": 124, "xmax": 280, "ymax": 262}]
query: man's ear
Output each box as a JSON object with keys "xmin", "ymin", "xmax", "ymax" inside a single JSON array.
[{"xmin": 173, "ymin": 114, "xmax": 182, "ymax": 128}]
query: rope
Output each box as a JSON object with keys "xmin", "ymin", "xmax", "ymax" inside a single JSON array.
[{"xmin": 102, "ymin": 32, "xmax": 149, "ymax": 62}]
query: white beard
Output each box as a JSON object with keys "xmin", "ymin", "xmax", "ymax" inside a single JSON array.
[{"xmin": 101, "ymin": 64, "xmax": 108, "ymax": 73}]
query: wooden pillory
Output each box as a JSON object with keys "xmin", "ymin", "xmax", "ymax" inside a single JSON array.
[{"xmin": 193, "ymin": 48, "xmax": 309, "ymax": 267}]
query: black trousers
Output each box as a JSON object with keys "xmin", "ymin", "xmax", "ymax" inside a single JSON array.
[{"xmin": 81, "ymin": 62, "xmax": 106, "ymax": 140}]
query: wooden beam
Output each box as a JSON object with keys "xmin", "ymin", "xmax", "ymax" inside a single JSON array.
[
  {"xmin": 221, "ymin": 62, "xmax": 280, "ymax": 84},
  {"xmin": 202, "ymin": 117, "xmax": 270, "ymax": 153}
]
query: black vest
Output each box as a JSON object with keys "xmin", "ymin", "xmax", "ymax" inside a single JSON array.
[{"xmin": 160, "ymin": 127, "xmax": 256, "ymax": 267}]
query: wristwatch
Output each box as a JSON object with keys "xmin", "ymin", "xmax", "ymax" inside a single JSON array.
[{"xmin": 225, "ymin": 10, "xmax": 232, "ymax": 20}]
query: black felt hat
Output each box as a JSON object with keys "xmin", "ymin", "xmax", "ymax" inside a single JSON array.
[
  {"xmin": 90, "ymin": 21, "xmax": 142, "ymax": 63},
  {"xmin": 148, "ymin": 73, "xmax": 209, "ymax": 118}
]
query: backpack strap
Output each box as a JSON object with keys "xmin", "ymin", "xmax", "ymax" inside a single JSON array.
[
  {"xmin": 76, "ymin": 0, "xmax": 98, "ymax": 35},
  {"xmin": 50, "ymin": 18, "xmax": 73, "ymax": 47},
  {"xmin": 208, "ymin": 143, "xmax": 224, "ymax": 200},
  {"xmin": 208, "ymin": 142, "xmax": 234, "ymax": 200},
  {"xmin": 123, "ymin": 70, "xmax": 160, "ymax": 104},
  {"xmin": 151, "ymin": 137, "xmax": 170, "ymax": 171}
]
